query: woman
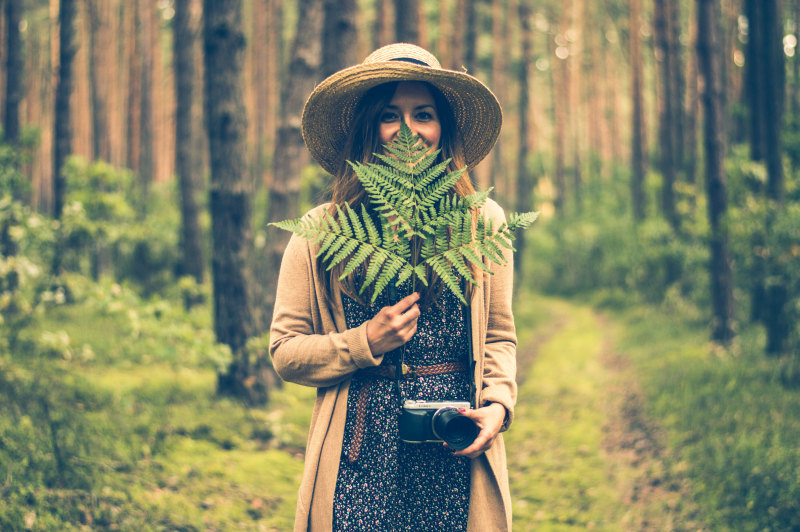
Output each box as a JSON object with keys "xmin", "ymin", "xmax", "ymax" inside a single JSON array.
[{"xmin": 270, "ymin": 43, "xmax": 517, "ymax": 531}]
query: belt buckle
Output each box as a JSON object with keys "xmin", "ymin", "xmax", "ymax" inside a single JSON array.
[{"xmin": 401, "ymin": 363, "xmax": 415, "ymax": 377}]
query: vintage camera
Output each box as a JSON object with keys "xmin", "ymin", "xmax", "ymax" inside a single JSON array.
[{"xmin": 398, "ymin": 400, "xmax": 479, "ymax": 450}]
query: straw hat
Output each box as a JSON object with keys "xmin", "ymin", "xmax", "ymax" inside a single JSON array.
[{"xmin": 301, "ymin": 43, "xmax": 503, "ymax": 175}]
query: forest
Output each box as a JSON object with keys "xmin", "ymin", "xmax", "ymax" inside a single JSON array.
[{"xmin": 0, "ymin": 0, "xmax": 799, "ymax": 530}]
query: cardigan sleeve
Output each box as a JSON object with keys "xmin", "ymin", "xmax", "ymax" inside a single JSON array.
[
  {"xmin": 477, "ymin": 200, "xmax": 518, "ymax": 429},
  {"xmin": 269, "ymin": 232, "xmax": 384, "ymax": 388}
]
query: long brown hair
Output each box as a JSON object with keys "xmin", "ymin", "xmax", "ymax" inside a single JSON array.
[{"xmin": 323, "ymin": 81, "xmax": 477, "ymax": 307}]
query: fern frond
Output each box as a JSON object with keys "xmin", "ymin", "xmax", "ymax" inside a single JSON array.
[
  {"xmin": 361, "ymin": 204, "xmax": 381, "ymax": 244},
  {"xmin": 270, "ymin": 123, "xmax": 539, "ymax": 306},
  {"xmin": 426, "ymin": 255, "xmax": 466, "ymax": 304},
  {"xmin": 506, "ymin": 211, "xmax": 540, "ymax": 232},
  {"xmin": 345, "ymin": 204, "xmax": 366, "ymax": 242},
  {"xmin": 360, "ymin": 251, "xmax": 387, "ymax": 294},
  {"xmin": 339, "ymin": 244, "xmax": 374, "ymax": 279},
  {"xmin": 371, "ymin": 256, "xmax": 405, "ymax": 303},
  {"xmin": 418, "ymin": 167, "xmax": 466, "ymax": 210},
  {"xmin": 327, "ymin": 239, "xmax": 359, "ymax": 270}
]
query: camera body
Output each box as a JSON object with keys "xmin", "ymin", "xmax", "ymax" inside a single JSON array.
[{"xmin": 398, "ymin": 399, "xmax": 479, "ymax": 450}]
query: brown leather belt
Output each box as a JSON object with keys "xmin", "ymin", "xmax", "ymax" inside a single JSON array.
[{"xmin": 347, "ymin": 361, "xmax": 469, "ymax": 463}]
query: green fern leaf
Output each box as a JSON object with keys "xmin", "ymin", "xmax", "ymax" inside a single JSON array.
[{"xmin": 270, "ymin": 122, "xmax": 538, "ymax": 306}]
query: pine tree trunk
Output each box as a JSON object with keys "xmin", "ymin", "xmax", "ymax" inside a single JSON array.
[
  {"xmin": 452, "ymin": 0, "xmax": 466, "ymax": 68},
  {"xmin": 174, "ymin": 0, "xmax": 204, "ymax": 284},
  {"xmin": 762, "ymin": 0, "xmax": 787, "ymax": 354},
  {"xmin": 551, "ymin": 30, "xmax": 566, "ymax": 213},
  {"xmin": 0, "ymin": 2, "xmax": 6, "ymax": 127},
  {"xmin": 684, "ymin": 0, "xmax": 699, "ymax": 193},
  {"xmin": 586, "ymin": 8, "xmax": 603, "ymax": 175},
  {"xmin": 490, "ymin": 0, "xmax": 508, "ymax": 203},
  {"xmin": 417, "ymin": 1, "xmax": 429, "ymax": 50},
  {"xmin": 744, "ymin": 0, "xmax": 766, "ymax": 161},
  {"xmin": 3, "ymin": 0, "xmax": 22, "ymax": 144},
  {"xmin": 315, "ymin": 0, "xmax": 357, "ymax": 203},
  {"xmin": 794, "ymin": 0, "xmax": 800, "ymax": 120},
  {"xmin": 630, "ymin": 0, "xmax": 646, "ymax": 221},
  {"xmin": 53, "ymin": 0, "xmax": 77, "ymax": 220},
  {"xmin": 762, "ymin": 0, "xmax": 784, "ymax": 203},
  {"xmin": 322, "ymin": 0, "xmax": 357, "ymax": 78},
  {"xmin": 261, "ymin": 0, "xmax": 323, "ymax": 329},
  {"xmin": 697, "ymin": 0, "xmax": 735, "ymax": 345},
  {"xmin": 203, "ymin": 0, "xmax": 266, "ymax": 404},
  {"xmin": 570, "ymin": 0, "xmax": 583, "ymax": 215},
  {"xmin": 126, "ymin": 1, "xmax": 141, "ymax": 173},
  {"xmin": 395, "ymin": 0, "xmax": 419, "ymax": 43},
  {"xmin": 137, "ymin": 0, "xmax": 155, "ymax": 205},
  {"xmin": 262, "ymin": 0, "xmax": 282, "ymax": 187},
  {"xmin": 653, "ymin": 0, "xmax": 679, "ymax": 231},
  {"xmin": 514, "ymin": 0, "xmax": 534, "ymax": 277},
  {"xmin": 86, "ymin": 0, "xmax": 109, "ymax": 161},
  {"xmin": 437, "ymin": 0, "xmax": 452, "ymax": 67},
  {"xmin": 375, "ymin": 0, "xmax": 395, "ymax": 47},
  {"xmin": 463, "ymin": 0, "xmax": 477, "ymax": 73}
]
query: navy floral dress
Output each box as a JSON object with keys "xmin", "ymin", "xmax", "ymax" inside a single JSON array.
[{"xmin": 332, "ymin": 285, "xmax": 473, "ymax": 531}]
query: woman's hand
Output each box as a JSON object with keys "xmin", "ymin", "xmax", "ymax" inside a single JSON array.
[
  {"xmin": 450, "ymin": 402, "xmax": 507, "ymax": 459},
  {"xmin": 365, "ymin": 292, "xmax": 421, "ymax": 356}
]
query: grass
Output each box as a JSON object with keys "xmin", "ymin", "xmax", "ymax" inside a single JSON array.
[
  {"xmin": 4, "ymin": 280, "xmax": 799, "ymax": 531},
  {"xmin": 615, "ymin": 306, "xmax": 800, "ymax": 531},
  {"xmin": 508, "ymin": 296, "xmax": 629, "ymax": 531}
]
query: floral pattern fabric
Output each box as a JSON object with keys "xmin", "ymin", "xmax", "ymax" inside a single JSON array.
[{"xmin": 332, "ymin": 286, "xmax": 472, "ymax": 531}]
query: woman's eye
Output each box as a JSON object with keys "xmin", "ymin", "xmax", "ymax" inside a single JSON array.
[
  {"xmin": 380, "ymin": 111, "xmax": 399, "ymax": 123},
  {"xmin": 416, "ymin": 111, "xmax": 435, "ymax": 121}
]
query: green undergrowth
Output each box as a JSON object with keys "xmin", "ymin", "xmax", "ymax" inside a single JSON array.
[
  {"xmin": 0, "ymin": 278, "xmax": 311, "ymax": 531},
  {"xmin": 5, "ymin": 271, "xmax": 797, "ymax": 530},
  {"xmin": 615, "ymin": 306, "xmax": 800, "ymax": 531}
]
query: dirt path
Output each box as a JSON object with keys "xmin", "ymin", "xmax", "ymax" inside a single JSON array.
[
  {"xmin": 598, "ymin": 316, "xmax": 705, "ymax": 531},
  {"xmin": 509, "ymin": 299, "xmax": 705, "ymax": 531}
]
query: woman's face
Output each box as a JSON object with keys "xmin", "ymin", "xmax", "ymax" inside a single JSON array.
[{"xmin": 378, "ymin": 81, "xmax": 442, "ymax": 150}]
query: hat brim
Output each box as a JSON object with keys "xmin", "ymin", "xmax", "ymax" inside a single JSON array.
[{"xmin": 301, "ymin": 62, "xmax": 503, "ymax": 176}]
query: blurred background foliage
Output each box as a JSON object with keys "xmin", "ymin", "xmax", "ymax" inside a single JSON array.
[{"xmin": 1, "ymin": 0, "xmax": 799, "ymax": 529}]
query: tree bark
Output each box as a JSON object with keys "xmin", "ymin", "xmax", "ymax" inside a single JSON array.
[
  {"xmin": 761, "ymin": 0, "xmax": 787, "ymax": 354},
  {"xmin": 125, "ymin": 0, "xmax": 141, "ymax": 173},
  {"xmin": 87, "ymin": 0, "xmax": 110, "ymax": 161},
  {"xmin": 490, "ymin": 0, "xmax": 508, "ymax": 203},
  {"xmin": 630, "ymin": 0, "xmax": 646, "ymax": 221},
  {"xmin": 53, "ymin": 0, "xmax": 77, "ymax": 220},
  {"xmin": 684, "ymin": 0, "xmax": 699, "ymax": 194},
  {"xmin": 762, "ymin": 0, "xmax": 784, "ymax": 203},
  {"xmin": 137, "ymin": 0, "xmax": 155, "ymax": 206},
  {"xmin": 551, "ymin": 28, "xmax": 566, "ymax": 213},
  {"xmin": 3, "ymin": 0, "xmax": 22, "ymax": 144},
  {"xmin": 452, "ymin": 0, "xmax": 466, "ymax": 68},
  {"xmin": 261, "ymin": 0, "xmax": 324, "ymax": 330},
  {"xmin": 174, "ymin": 0, "xmax": 204, "ymax": 284},
  {"xmin": 322, "ymin": 0, "xmax": 358, "ymax": 78},
  {"xmin": 203, "ymin": 0, "xmax": 265, "ymax": 403},
  {"xmin": 697, "ymin": 0, "xmax": 735, "ymax": 345},
  {"xmin": 463, "ymin": 0, "xmax": 477, "ymax": 73},
  {"xmin": 375, "ymin": 0, "xmax": 395, "ymax": 47},
  {"xmin": 514, "ymin": 0, "xmax": 534, "ymax": 277},
  {"xmin": 653, "ymin": 0, "xmax": 679, "ymax": 231},
  {"xmin": 395, "ymin": 0, "xmax": 420, "ymax": 43},
  {"xmin": 437, "ymin": 0, "xmax": 452, "ymax": 67},
  {"xmin": 744, "ymin": 0, "xmax": 773, "ymax": 163}
]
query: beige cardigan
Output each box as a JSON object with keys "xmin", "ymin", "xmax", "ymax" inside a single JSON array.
[{"xmin": 270, "ymin": 199, "xmax": 517, "ymax": 531}]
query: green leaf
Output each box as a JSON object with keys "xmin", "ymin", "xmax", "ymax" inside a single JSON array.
[{"xmin": 270, "ymin": 123, "xmax": 538, "ymax": 306}]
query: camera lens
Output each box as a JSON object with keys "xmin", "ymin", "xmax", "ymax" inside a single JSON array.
[{"xmin": 432, "ymin": 408, "xmax": 479, "ymax": 450}]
